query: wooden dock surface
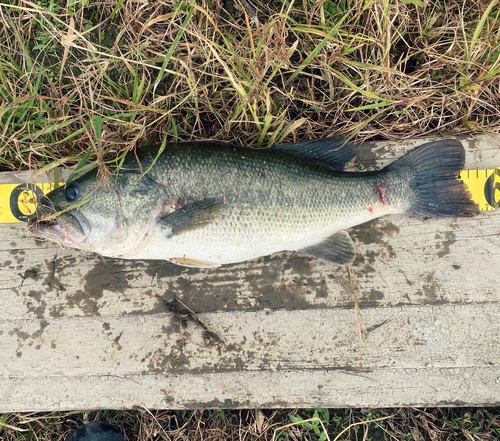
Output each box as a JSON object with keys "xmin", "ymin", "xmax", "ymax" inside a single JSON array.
[{"xmin": 1, "ymin": 135, "xmax": 499, "ymax": 411}]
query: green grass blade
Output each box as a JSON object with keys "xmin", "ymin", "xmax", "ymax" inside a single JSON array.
[
  {"xmin": 65, "ymin": 148, "xmax": 95, "ymax": 185},
  {"xmin": 153, "ymin": 7, "xmax": 194, "ymax": 94}
]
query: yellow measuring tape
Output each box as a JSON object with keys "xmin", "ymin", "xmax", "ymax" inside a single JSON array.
[
  {"xmin": 0, "ymin": 169, "xmax": 499, "ymax": 223},
  {"xmin": 0, "ymin": 183, "xmax": 59, "ymax": 223},
  {"xmin": 458, "ymin": 168, "xmax": 500, "ymax": 211}
]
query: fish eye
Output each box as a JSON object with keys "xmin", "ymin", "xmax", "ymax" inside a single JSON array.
[{"xmin": 65, "ymin": 184, "xmax": 79, "ymax": 202}]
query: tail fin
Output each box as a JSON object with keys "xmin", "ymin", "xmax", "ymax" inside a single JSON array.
[{"xmin": 388, "ymin": 139, "xmax": 478, "ymax": 218}]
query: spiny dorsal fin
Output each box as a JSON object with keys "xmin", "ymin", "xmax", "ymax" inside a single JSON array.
[
  {"xmin": 299, "ymin": 230, "xmax": 356, "ymax": 265},
  {"xmin": 273, "ymin": 137, "xmax": 357, "ymax": 170},
  {"xmin": 159, "ymin": 198, "xmax": 225, "ymax": 237}
]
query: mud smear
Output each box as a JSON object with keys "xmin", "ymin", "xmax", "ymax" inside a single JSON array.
[
  {"xmin": 182, "ymin": 398, "xmax": 252, "ymax": 409},
  {"xmin": 249, "ymin": 255, "xmax": 334, "ymax": 310},
  {"xmin": 346, "ymin": 219, "xmax": 400, "ymax": 291},
  {"xmin": 26, "ymin": 288, "xmax": 48, "ymax": 319},
  {"xmin": 350, "ymin": 219, "xmax": 401, "ymax": 246},
  {"xmin": 83, "ymin": 260, "xmax": 132, "ymax": 296},
  {"xmin": 20, "ymin": 257, "xmax": 74, "ymax": 318},
  {"xmin": 368, "ymin": 289, "xmax": 385, "ymax": 302},
  {"xmin": 416, "ymin": 271, "xmax": 446, "ymax": 305},
  {"xmin": 100, "ymin": 322, "xmax": 124, "ymax": 351},
  {"xmin": 141, "ymin": 254, "xmax": 345, "ymax": 313},
  {"xmin": 16, "ymin": 231, "xmax": 402, "ymax": 320},
  {"xmin": 61, "ymin": 259, "xmax": 135, "ymax": 316},
  {"xmin": 8, "ymin": 319, "xmax": 50, "ymax": 356},
  {"xmin": 146, "ymin": 346, "xmax": 192, "ymax": 373},
  {"xmin": 435, "ymin": 231, "xmax": 456, "ymax": 258},
  {"xmin": 140, "ymin": 252, "xmax": 394, "ymax": 313},
  {"xmin": 9, "ymin": 248, "xmax": 26, "ymax": 266},
  {"xmin": 354, "ymin": 142, "xmax": 389, "ymax": 170}
]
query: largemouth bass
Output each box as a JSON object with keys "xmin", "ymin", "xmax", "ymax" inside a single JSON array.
[{"xmin": 29, "ymin": 138, "xmax": 477, "ymax": 267}]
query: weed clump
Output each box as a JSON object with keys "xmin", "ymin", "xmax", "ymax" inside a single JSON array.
[
  {"xmin": 2, "ymin": 407, "xmax": 500, "ymax": 440},
  {"xmin": 0, "ymin": 0, "xmax": 499, "ymax": 171}
]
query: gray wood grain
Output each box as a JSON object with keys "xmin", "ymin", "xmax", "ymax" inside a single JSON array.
[{"xmin": 0, "ymin": 134, "xmax": 499, "ymax": 411}]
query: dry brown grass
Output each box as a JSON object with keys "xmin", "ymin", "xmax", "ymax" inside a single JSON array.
[
  {"xmin": 2, "ymin": 407, "xmax": 500, "ymax": 440},
  {"xmin": 0, "ymin": 0, "xmax": 499, "ymax": 172}
]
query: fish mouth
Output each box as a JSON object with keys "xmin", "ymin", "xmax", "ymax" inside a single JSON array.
[{"xmin": 28, "ymin": 210, "xmax": 89, "ymax": 246}]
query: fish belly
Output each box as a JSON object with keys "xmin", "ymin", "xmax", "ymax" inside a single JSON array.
[{"xmin": 131, "ymin": 186, "xmax": 403, "ymax": 266}]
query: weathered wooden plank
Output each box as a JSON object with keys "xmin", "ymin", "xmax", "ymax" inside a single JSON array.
[
  {"xmin": 0, "ymin": 134, "xmax": 499, "ymax": 410},
  {"xmin": 2, "ymin": 305, "xmax": 499, "ymax": 376},
  {"xmin": 1, "ymin": 305, "xmax": 500, "ymax": 410},
  {"xmin": 2, "ymin": 367, "xmax": 500, "ymax": 411}
]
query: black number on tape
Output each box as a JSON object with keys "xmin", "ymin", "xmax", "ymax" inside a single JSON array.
[
  {"xmin": 484, "ymin": 169, "xmax": 500, "ymax": 209},
  {"xmin": 9, "ymin": 184, "xmax": 45, "ymax": 222}
]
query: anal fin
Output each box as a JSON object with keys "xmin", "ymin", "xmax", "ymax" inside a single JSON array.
[{"xmin": 299, "ymin": 230, "xmax": 356, "ymax": 265}]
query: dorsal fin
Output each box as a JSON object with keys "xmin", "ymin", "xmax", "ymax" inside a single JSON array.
[{"xmin": 273, "ymin": 137, "xmax": 357, "ymax": 170}]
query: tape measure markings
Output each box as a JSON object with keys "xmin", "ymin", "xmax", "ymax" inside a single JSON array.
[
  {"xmin": 459, "ymin": 168, "xmax": 500, "ymax": 212},
  {"xmin": 0, "ymin": 183, "xmax": 59, "ymax": 223}
]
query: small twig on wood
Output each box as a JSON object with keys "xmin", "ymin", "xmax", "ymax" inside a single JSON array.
[{"xmin": 173, "ymin": 296, "xmax": 224, "ymax": 346}]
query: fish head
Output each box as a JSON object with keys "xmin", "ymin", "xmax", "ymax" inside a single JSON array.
[{"xmin": 29, "ymin": 169, "xmax": 163, "ymax": 256}]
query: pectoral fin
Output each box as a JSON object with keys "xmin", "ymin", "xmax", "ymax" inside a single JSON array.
[
  {"xmin": 300, "ymin": 230, "xmax": 356, "ymax": 265},
  {"xmin": 159, "ymin": 198, "xmax": 225, "ymax": 237}
]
